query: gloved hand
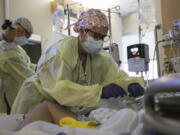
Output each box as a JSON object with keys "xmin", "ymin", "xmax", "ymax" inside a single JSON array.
[
  {"xmin": 101, "ymin": 83, "xmax": 127, "ymax": 99},
  {"xmin": 128, "ymin": 83, "xmax": 144, "ymax": 97}
]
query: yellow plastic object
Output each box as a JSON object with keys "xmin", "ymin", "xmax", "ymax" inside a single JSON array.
[{"xmin": 59, "ymin": 117, "xmax": 98, "ymax": 128}]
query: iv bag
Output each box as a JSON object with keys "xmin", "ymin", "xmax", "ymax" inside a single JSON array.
[
  {"xmin": 139, "ymin": 0, "xmax": 156, "ymax": 27},
  {"xmin": 52, "ymin": 5, "xmax": 65, "ymax": 33}
]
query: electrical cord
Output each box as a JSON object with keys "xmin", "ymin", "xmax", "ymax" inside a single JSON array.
[
  {"xmin": 152, "ymin": 40, "xmax": 168, "ymax": 77},
  {"xmin": 153, "ymin": 40, "xmax": 171, "ymax": 61}
]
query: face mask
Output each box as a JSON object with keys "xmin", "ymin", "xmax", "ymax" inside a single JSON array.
[
  {"xmin": 14, "ymin": 36, "xmax": 29, "ymax": 45},
  {"xmin": 81, "ymin": 36, "xmax": 103, "ymax": 54}
]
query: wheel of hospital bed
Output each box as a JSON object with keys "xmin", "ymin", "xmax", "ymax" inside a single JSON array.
[
  {"xmin": 144, "ymin": 74, "xmax": 180, "ymax": 135},
  {"xmin": 0, "ymin": 114, "xmax": 24, "ymax": 131}
]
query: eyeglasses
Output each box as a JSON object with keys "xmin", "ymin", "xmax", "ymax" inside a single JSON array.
[
  {"xmin": 16, "ymin": 23, "xmax": 31, "ymax": 38},
  {"xmin": 84, "ymin": 29, "xmax": 108, "ymax": 41}
]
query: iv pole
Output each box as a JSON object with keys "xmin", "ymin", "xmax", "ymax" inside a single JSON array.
[
  {"xmin": 100, "ymin": 6, "xmax": 120, "ymax": 57},
  {"xmin": 102, "ymin": 6, "xmax": 121, "ymax": 66},
  {"xmin": 105, "ymin": 6, "xmax": 120, "ymax": 45},
  {"xmin": 65, "ymin": 2, "xmax": 81, "ymax": 36},
  {"xmin": 108, "ymin": 8, "xmax": 112, "ymax": 45},
  {"xmin": 138, "ymin": 0, "xmax": 142, "ymax": 43},
  {"xmin": 66, "ymin": 4, "xmax": 71, "ymax": 35}
]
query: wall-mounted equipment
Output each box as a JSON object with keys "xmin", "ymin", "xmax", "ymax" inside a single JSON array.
[
  {"xmin": 161, "ymin": 18, "xmax": 180, "ymax": 46},
  {"xmin": 159, "ymin": 18, "xmax": 180, "ymax": 74},
  {"xmin": 171, "ymin": 18, "xmax": 180, "ymax": 43},
  {"xmin": 127, "ymin": 43, "xmax": 149, "ymax": 72},
  {"xmin": 104, "ymin": 43, "xmax": 121, "ymax": 66}
]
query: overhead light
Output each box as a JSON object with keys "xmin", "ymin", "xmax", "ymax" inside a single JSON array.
[{"xmin": 72, "ymin": 0, "xmax": 83, "ymax": 2}]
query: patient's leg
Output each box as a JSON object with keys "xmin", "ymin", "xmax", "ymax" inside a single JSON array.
[{"xmin": 16, "ymin": 100, "xmax": 76, "ymax": 130}]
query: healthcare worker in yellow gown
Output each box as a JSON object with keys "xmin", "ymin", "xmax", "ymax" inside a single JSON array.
[
  {"xmin": 0, "ymin": 18, "xmax": 35, "ymax": 113},
  {"xmin": 11, "ymin": 9, "xmax": 144, "ymax": 115}
]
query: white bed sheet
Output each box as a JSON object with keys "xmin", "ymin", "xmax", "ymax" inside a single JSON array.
[{"xmin": 0, "ymin": 109, "xmax": 144, "ymax": 135}]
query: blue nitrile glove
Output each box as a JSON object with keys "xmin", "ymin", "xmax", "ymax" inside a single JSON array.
[
  {"xmin": 128, "ymin": 83, "xmax": 144, "ymax": 97},
  {"xmin": 56, "ymin": 132, "xmax": 67, "ymax": 135},
  {"xmin": 101, "ymin": 83, "xmax": 127, "ymax": 99}
]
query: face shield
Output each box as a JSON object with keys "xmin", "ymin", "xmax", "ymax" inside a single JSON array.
[{"xmin": 12, "ymin": 17, "xmax": 33, "ymax": 38}]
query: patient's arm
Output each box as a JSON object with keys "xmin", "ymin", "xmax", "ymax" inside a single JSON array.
[{"xmin": 16, "ymin": 100, "xmax": 76, "ymax": 130}]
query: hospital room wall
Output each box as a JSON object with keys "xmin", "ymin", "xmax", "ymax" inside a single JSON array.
[
  {"xmin": 9, "ymin": 0, "xmax": 53, "ymax": 42},
  {"xmin": 0, "ymin": 0, "xmax": 4, "ymax": 32},
  {"xmin": 122, "ymin": 12, "xmax": 138, "ymax": 35}
]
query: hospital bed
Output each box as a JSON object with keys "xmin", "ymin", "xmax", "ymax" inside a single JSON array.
[
  {"xmin": 0, "ymin": 108, "xmax": 142, "ymax": 135},
  {"xmin": 0, "ymin": 74, "xmax": 179, "ymax": 135},
  {"xmin": 0, "ymin": 95, "xmax": 144, "ymax": 135}
]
